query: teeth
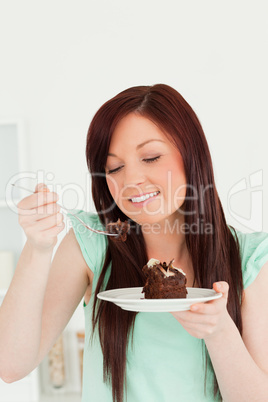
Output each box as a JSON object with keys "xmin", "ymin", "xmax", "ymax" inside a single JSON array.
[{"xmin": 130, "ymin": 191, "xmax": 160, "ymax": 203}]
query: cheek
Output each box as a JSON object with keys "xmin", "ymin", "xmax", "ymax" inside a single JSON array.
[
  {"xmin": 173, "ymin": 175, "xmax": 187, "ymax": 209},
  {"xmin": 106, "ymin": 176, "xmax": 126, "ymax": 207},
  {"xmin": 160, "ymin": 160, "xmax": 187, "ymax": 206},
  {"xmin": 157, "ymin": 160, "xmax": 186, "ymax": 188},
  {"xmin": 106, "ymin": 176, "xmax": 119, "ymax": 201}
]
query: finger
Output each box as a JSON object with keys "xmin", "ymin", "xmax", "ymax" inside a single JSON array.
[
  {"xmin": 20, "ymin": 202, "xmax": 61, "ymax": 222},
  {"xmin": 172, "ymin": 301, "xmax": 217, "ymax": 317},
  {"xmin": 171, "ymin": 309, "xmax": 210, "ymax": 321},
  {"xmin": 18, "ymin": 205, "xmax": 61, "ymax": 226},
  {"xmin": 17, "ymin": 191, "xmax": 59, "ymax": 211},
  {"xmin": 44, "ymin": 220, "xmax": 65, "ymax": 236},
  {"xmin": 189, "ymin": 283, "xmax": 228, "ymax": 313},
  {"xmin": 190, "ymin": 301, "xmax": 219, "ymax": 315},
  {"xmin": 213, "ymin": 281, "xmax": 229, "ymax": 300},
  {"xmin": 34, "ymin": 220, "xmax": 65, "ymax": 240},
  {"xmin": 29, "ymin": 212, "xmax": 64, "ymax": 232},
  {"xmin": 34, "ymin": 183, "xmax": 50, "ymax": 193},
  {"xmin": 35, "ymin": 203, "xmax": 61, "ymax": 221},
  {"xmin": 39, "ymin": 213, "xmax": 64, "ymax": 231},
  {"xmin": 171, "ymin": 310, "xmax": 216, "ymax": 325}
]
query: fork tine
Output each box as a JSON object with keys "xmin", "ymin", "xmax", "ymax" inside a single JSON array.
[{"xmin": 65, "ymin": 209, "xmax": 117, "ymax": 236}]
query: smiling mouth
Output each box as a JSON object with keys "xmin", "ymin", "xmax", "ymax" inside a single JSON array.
[{"xmin": 129, "ymin": 191, "xmax": 160, "ymax": 203}]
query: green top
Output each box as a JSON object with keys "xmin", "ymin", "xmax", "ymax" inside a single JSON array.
[{"xmin": 68, "ymin": 211, "xmax": 268, "ymax": 402}]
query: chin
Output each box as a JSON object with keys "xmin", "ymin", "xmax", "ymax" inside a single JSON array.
[
  {"xmin": 119, "ymin": 202, "xmax": 182, "ymax": 226},
  {"xmin": 134, "ymin": 214, "xmax": 175, "ymax": 227}
]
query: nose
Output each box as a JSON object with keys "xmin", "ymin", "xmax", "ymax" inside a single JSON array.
[{"xmin": 123, "ymin": 163, "xmax": 146, "ymax": 188}]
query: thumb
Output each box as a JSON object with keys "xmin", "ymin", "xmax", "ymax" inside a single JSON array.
[
  {"xmin": 35, "ymin": 183, "xmax": 50, "ymax": 193},
  {"xmin": 213, "ymin": 281, "xmax": 229, "ymax": 300}
]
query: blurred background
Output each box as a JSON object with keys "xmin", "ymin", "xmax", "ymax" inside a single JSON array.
[{"xmin": 0, "ymin": 0, "xmax": 267, "ymax": 400}]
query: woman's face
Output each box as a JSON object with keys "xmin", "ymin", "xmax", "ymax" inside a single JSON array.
[{"xmin": 105, "ymin": 113, "xmax": 187, "ymax": 226}]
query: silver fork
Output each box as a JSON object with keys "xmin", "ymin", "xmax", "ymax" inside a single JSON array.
[{"xmin": 11, "ymin": 183, "xmax": 118, "ymax": 237}]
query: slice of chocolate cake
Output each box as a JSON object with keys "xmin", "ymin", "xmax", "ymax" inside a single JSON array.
[
  {"xmin": 106, "ymin": 219, "xmax": 130, "ymax": 242},
  {"xmin": 142, "ymin": 258, "xmax": 187, "ymax": 299}
]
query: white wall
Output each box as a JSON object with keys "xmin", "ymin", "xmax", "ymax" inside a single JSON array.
[
  {"xmin": 1, "ymin": 0, "xmax": 267, "ymax": 233},
  {"xmin": 1, "ymin": 1, "xmax": 267, "ymax": 394},
  {"xmin": 1, "ymin": 0, "xmax": 268, "ymax": 312}
]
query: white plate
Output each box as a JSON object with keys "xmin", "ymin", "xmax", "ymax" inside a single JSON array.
[{"xmin": 97, "ymin": 287, "xmax": 222, "ymax": 312}]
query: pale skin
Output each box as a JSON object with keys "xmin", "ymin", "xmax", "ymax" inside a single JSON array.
[{"xmin": 0, "ymin": 113, "xmax": 267, "ymax": 401}]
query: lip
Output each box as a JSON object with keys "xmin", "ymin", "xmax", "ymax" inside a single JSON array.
[
  {"xmin": 128, "ymin": 191, "xmax": 159, "ymax": 200},
  {"xmin": 128, "ymin": 191, "xmax": 160, "ymax": 208}
]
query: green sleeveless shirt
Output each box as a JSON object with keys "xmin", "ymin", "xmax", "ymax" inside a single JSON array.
[{"xmin": 68, "ymin": 211, "xmax": 268, "ymax": 402}]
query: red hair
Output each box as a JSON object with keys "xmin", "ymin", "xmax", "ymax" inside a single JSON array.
[{"xmin": 86, "ymin": 84, "xmax": 243, "ymax": 401}]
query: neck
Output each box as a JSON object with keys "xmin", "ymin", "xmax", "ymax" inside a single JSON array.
[{"xmin": 141, "ymin": 213, "xmax": 188, "ymax": 266}]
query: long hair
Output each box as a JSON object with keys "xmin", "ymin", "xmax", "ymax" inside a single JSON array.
[{"xmin": 86, "ymin": 84, "xmax": 243, "ymax": 401}]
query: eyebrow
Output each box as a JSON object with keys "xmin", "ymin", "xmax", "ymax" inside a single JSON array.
[{"xmin": 108, "ymin": 139, "xmax": 165, "ymax": 157}]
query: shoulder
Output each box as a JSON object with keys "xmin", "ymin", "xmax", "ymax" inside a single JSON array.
[
  {"xmin": 66, "ymin": 210, "xmax": 108, "ymax": 275},
  {"xmin": 243, "ymin": 260, "xmax": 268, "ymax": 296},
  {"xmin": 241, "ymin": 260, "xmax": 268, "ymax": 374},
  {"xmin": 55, "ymin": 227, "xmax": 90, "ymax": 275},
  {"xmin": 229, "ymin": 227, "xmax": 268, "ymax": 289}
]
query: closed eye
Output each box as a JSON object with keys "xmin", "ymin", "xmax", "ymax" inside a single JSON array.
[
  {"xmin": 106, "ymin": 165, "xmax": 123, "ymax": 175},
  {"xmin": 143, "ymin": 155, "xmax": 161, "ymax": 163},
  {"xmin": 106, "ymin": 156, "xmax": 161, "ymax": 174}
]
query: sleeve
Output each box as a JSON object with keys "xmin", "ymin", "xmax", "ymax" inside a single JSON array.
[
  {"xmin": 239, "ymin": 231, "xmax": 268, "ymax": 289},
  {"xmin": 66, "ymin": 210, "xmax": 108, "ymax": 275}
]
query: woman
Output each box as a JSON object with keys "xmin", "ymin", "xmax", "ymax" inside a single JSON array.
[{"xmin": 0, "ymin": 84, "xmax": 268, "ymax": 402}]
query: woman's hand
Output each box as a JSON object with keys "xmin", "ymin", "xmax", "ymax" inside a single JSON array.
[
  {"xmin": 17, "ymin": 183, "xmax": 65, "ymax": 253},
  {"xmin": 171, "ymin": 282, "xmax": 230, "ymax": 340}
]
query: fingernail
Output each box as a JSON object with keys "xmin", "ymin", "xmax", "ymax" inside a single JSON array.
[
  {"xmin": 217, "ymin": 283, "xmax": 222, "ymax": 289},
  {"xmin": 191, "ymin": 305, "xmax": 198, "ymax": 311},
  {"xmin": 36, "ymin": 183, "xmax": 46, "ymax": 191}
]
